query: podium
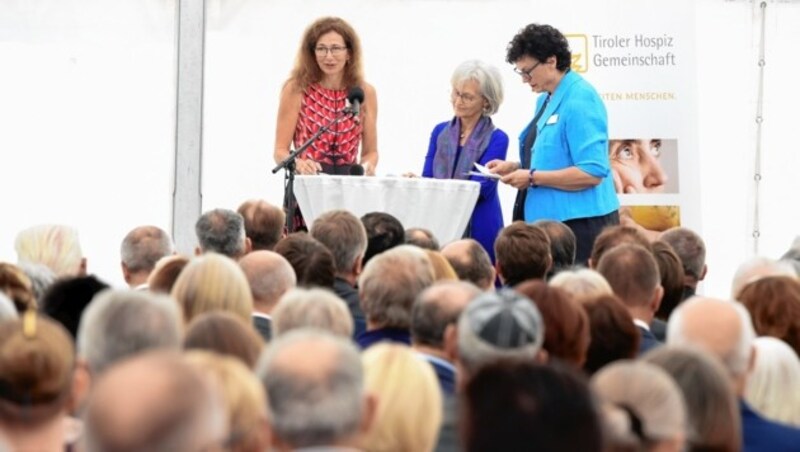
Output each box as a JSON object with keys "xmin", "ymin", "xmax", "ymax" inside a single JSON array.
[{"xmin": 294, "ymin": 175, "xmax": 480, "ymax": 245}]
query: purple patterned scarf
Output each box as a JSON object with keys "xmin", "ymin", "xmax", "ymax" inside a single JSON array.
[{"xmin": 433, "ymin": 116, "xmax": 495, "ymax": 180}]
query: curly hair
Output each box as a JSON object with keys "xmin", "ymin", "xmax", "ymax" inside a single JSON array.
[
  {"xmin": 289, "ymin": 16, "xmax": 364, "ymax": 91},
  {"xmin": 506, "ymin": 23, "xmax": 572, "ymax": 72}
]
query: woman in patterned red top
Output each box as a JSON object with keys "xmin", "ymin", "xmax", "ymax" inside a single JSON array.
[{"xmin": 274, "ymin": 17, "xmax": 379, "ymax": 231}]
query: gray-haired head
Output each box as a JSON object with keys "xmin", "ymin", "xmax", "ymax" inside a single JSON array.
[
  {"xmin": 359, "ymin": 245, "xmax": 435, "ymax": 329},
  {"xmin": 667, "ymin": 297, "xmax": 755, "ymax": 381},
  {"xmin": 77, "ymin": 289, "xmax": 183, "ymax": 375},
  {"xmin": 310, "ymin": 210, "xmax": 368, "ymax": 276},
  {"xmin": 412, "ymin": 280, "xmax": 481, "ymax": 349},
  {"xmin": 441, "ymin": 239, "xmax": 495, "ymax": 291},
  {"xmin": 16, "ymin": 262, "xmax": 56, "ymax": 305},
  {"xmin": 659, "ymin": 227, "xmax": 706, "ymax": 282},
  {"xmin": 257, "ymin": 329, "xmax": 366, "ymax": 449},
  {"xmin": 0, "ymin": 293, "xmax": 17, "ymax": 322},
  {"xmin": 272, "ymin": 288, "xmax": 354, "ymax": 338},
  {"xmin": 121, "ymin": 226, "xmax": 174, "ymax": 276},
  {"xmin": 451, "ymin": 59, "xmax": 504, "ymax": 116},
  {"xmin": 195, "ymin": 208, "xmax": 248, "ymax": 258},
  {"xmin": 457, "ymin": 289, "xmax": 545, "ymax": 375},
  {"xmin": 238, "ymin": 250, "xmax": 297, "ymax": 312},
  {"xmin": 730, "ymin": 256, "xmax": 796, "ymax": 300}
]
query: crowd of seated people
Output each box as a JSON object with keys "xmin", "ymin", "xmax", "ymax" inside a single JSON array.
[{"xmin": 3, "ymin": 203, "xmax": 800, "ymax": 452}]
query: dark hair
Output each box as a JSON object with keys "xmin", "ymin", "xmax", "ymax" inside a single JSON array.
[
  {"xmin": 738, "ymin": 276, "xmax": 800, "ymax": 357},
  {"xmin": 184, "ymin": 312, "xmax": 265, "ymax": 369},
  {"xmin": 462, "ymin": 359, "xmax": 602, "ymax": 452},
  {"xmin": 41, "ymin": 275, "xmax": 110, "ymax": 340},
  {"xmin": 582, "ymin": 294, "xmax": 640, "ymax": 374},
  {"xmin": 494, "ymin": 222, "xmax": 551, "ymax": 286},
  {"xmin": 405, "ymin": 228, "xmax": 440, "ymax": 251},
  {"xmin": 361, "ymin": 212, "xmax": 404, "ymax": 266},
  {"xmin": 237, "ymin": 199, "xmax": 285, "ymax": 251},
  {"xmin": 274, "ymin": 233, "xmax": 336, "ymax": 289},
  {"xmin": 506, "ymin": 23, "xmax": 572, "ymax": 72},
  {"xmin": 444, "ymin": 239, "xmax": 495, "ymax": 289},
  {"xmin": 195, "ymin": 208, "xmax": 247, "ymax": 258},
  {"xmin": 533, "ymin": 220, "xmax": 576, "ymax": 277},
  {"xmin": 652, "ymin": 241, "xmax": 685, "ymax": 321},
  {"xmin": 596, "ymin": 244, "xmax": 660, "ymax": 309},
  {"xmin": 590, "ymin": 225, "xmax": 651, "ymax": 268},
  {"xmin": 515, "ymin": 280, "xmax": 589, "ymax": 367}
]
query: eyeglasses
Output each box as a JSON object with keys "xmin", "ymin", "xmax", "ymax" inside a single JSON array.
[
  {"xmin": 451, "ymin": 89, "xmax": 479, "ymax": 104},
  {"xmin": 513, "ymin": 61, "xmax": 542, "ymax": 81},
  {"xmin": 315, "ymin": 45, "xmax": 348, "ymax": 56}
]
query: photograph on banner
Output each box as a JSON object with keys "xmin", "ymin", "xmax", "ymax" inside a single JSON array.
[
  {"xmin": 609, "ymin": 138, "xmax": 679, "ymax": 194},
  {"xmin": 620, "ymin": 205, "xmax": 681, "ymax": 239}
]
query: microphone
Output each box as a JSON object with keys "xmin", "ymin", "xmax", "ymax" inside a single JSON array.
[
  {"xmin": 349, "ymin": 164, "xmax": 365, "ymax": 176},
  {"xmin": 345, "ymin": 86, "xmax": 365, "ymax": 118}
]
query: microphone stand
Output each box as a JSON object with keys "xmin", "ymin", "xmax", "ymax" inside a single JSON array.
[{"xmin": 272, "ymin": 109, "xmax": 355, "ymax": 232}]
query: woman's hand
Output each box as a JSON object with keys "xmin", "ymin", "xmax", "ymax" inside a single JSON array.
[
  {"xmin": 296, "ymin": 158, "xmax": 322, "ymax": 175},
  {"xmin": 486, "ymin": 159, "xmax": 519, "ymax": 176},
  {"xmin": 501, "ymin": 169, "xmax": 532, "ymax": 190}
]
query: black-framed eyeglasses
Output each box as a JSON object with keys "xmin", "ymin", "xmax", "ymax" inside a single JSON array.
[
  {"xmin": 513, "ymin": 61, "xmax": 542, "ymax": 81},
  {"xmin": 315, "ymin": 45, "xmax": 348, "ymax": 56}
]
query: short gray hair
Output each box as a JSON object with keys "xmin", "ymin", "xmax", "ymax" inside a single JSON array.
[
  {"xmin": 77, "ymin": 290, "xmax": 183, "ymax": 374},
  {"xmin": 730, "ymin": 256, "xmax": 796, "ymax": 299},
  {"xmin": 359, "ymin": 245, "xmax": 435, "ymax": 329},
  {"xmin": 659, "ymin": 227, "xmax": 706, "ymax": 279},
  {"xmin": 257, "ymin": 329, "xmax": 364, "ymax": 448},
  {"xmin": 667, "ymin": 298, "xmax": 756, "ymax": 377},
  {"xmin": 451, "ymin": 59, "xmax": 504, "ymax": 116},
  {"xmin": 239, "ymin": 251, "xmax": 297, "ymax": 308},
  {"xmin": 311, "ymin": 210, "xmax": 368, "ymax": 275},
  {"xmin": 272, "ymin": 288, "xmax": 354, "ymax": 338},
  {"xmin": 120, "ymin": 226, "xmax": 174, "ymax": 273},
  {"xmin": 195, "ymin": 209, "xmax": 247, "ymax": 258}
]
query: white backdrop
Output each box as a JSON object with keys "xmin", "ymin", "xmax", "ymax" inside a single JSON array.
[{"xmin": 1, "ymin": 0, "xmax": 799, "ymax": 298}]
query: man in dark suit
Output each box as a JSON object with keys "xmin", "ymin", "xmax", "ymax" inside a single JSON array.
[
  {"xmin": 411, "ymin": 281, "xmax": 480, "ymax": 396},
  {"xmin": 668, "ymin": 297, "xmax": 800, "ymax": 452},
  {"xmin": 596, "ymin": 243, "xmax": 663, "ymax": 356},
  {"xmin": 239, "ymin": 250, "xmax": 296, "ymax": 341},
  {"xmin": 310, "ymin": 210, "xmax": 369, "ymax": 337}
]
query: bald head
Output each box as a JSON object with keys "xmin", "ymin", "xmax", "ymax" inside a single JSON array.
[
  {"xmin": 239, "ymin": 251, "xmax": 297, "ymax": 313},
  {"xmin": 667, "ymin": 297, "xmax": 755, "ymax": 389},
  {"xmin": 411, "ymin": 281, "xmax": 481, "ymax": 349},
  {"xmin": 257, "ymin": 330, "xmax": 367, "ymax": 449},
  {"xmin": 84, "ymin": 352, "xmax": 226, "ymax": 452},
  {"xmin": 441, "ymin": 239, "xmax": 495, "ymax": 291}
]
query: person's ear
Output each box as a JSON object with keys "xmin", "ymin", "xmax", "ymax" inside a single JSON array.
[
  {"xmin": 699, "ymin": 264, "xmax": 708, "ymax": 281},
  {"xmin": 353, "ymin": 255, "xmax": 364, "ymax": 277},
  {"xmin": 69, "ymin": 359, "xmax": 92, "ymax": 414},
  {"xmin": 121, "ymin": 262, "xmax": 131, "ymax": 284},
  {"xmin": 587, "ymin": 258, "xmax": 594, "ymax": 269},
  {"xmin": 359, "ymin": 393, "xmax": 378, "ymax": 436},
  {"xmin": 244, "ymin": 237, "xmax": 253, "ymax": 255},
  {"xmin": 444, "ymin": 324, "xmax": 459, "ymax": 362},
  {"xmin": 194, "ymin": 246, "xmax": 202, "ymax": 256},
  {"xmin": 536, "ymin": 348, "xmax": 549, "ymax": 364},
  {"xmin": 79, "ymin": 258, "xmax": 88, "ymax": 277},
  {"xmin": 495, "ymin": 262, "xmax": 505, "ymax": 284},
  {"xmin": 651, "ymin": 285, "xmax": 664, "ymax": 314}
]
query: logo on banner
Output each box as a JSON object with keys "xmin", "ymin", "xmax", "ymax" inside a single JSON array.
[{"xmin": 566, "ymin": 34, "xmax": 589, "ymax": 73}]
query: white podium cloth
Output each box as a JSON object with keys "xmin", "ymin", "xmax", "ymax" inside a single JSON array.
[{"xmin": 294, "ymin": 175, "xmax": 480, "ymax": 245}]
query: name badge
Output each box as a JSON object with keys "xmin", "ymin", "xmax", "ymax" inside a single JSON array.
[{"xmin": 546, "ymin": 114, "xmax": 559, "ymax": 125}]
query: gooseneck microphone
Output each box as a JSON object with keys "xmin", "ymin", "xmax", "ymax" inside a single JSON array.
[{"xmin": 346, "ymin": 86, "xmax": 365, "ymax": 117}]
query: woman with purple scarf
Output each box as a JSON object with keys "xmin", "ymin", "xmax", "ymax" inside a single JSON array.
[{"xmin": 421, "ymin": 60, "xmax": 509, "ymax": 263}]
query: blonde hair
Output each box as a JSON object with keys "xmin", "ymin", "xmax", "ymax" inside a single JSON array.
[
  {"xmin": 272, "ymin": 288, "xmax": 353, "ymax": 338},
  {"xmin": 171, "ymin": 253, "xmax": 254, "ymax": 324},
  {"xmin": 424, "ymin": 250, "xmax": 458, "ymax": 282},
  {"xmin": 745, "ymin": 336, "xmax": 800, "ymax": 426},
  {"xmin": 0, "ymin": 262, "xmax": 36, "ymax": 312},
  {"xmin": 15, "ymin": 224, "xmax": 84, "ymax": 277},
  {"xmin": 361, "ymin": 344, "xmax": 443, "ymax": 452},
  {"xmin": 184, "ymin": 351, "xmax": 269, "ymax": 452},
  {"xmin": 550, "ymin": 268, "xmax": 613, "ymax": 304},
  {"xmin": 592, "ymin": 360, "xmax": 686, "ymax": 449}
]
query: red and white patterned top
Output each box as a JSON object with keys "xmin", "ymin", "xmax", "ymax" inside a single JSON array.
[{"xmin": 293, "ymin": 83, "xmax": 362, "ymax": 167}]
